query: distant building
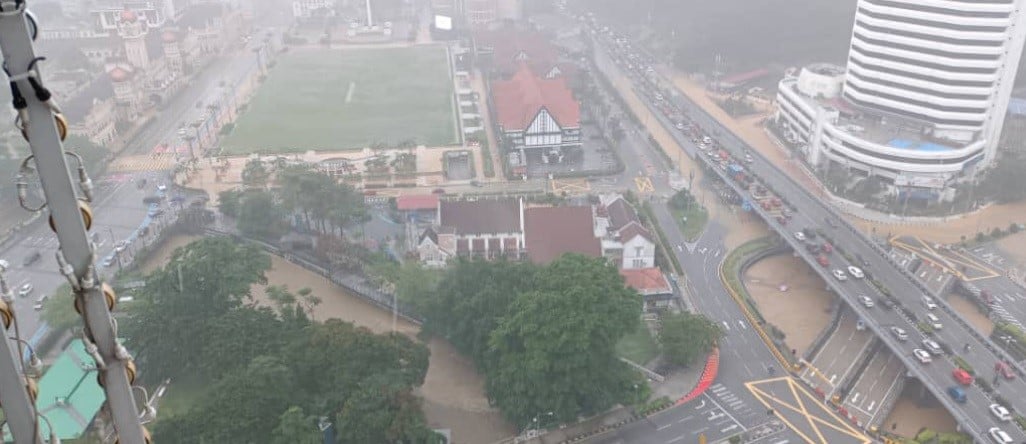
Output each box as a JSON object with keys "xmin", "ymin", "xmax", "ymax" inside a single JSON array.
[
  {"xmin": 594, "ymin": 194, "xmax": 655, "ymax": 270},
  {"xmin": 416, "ymin": 198, "xmax": 526, "ymax": 265},
  {"xmin": 396, "ymin": 194, "xmax": 441, "ymax": 223},
  {"xmin": 63, "ymin": 75, "xmax": 119, "ymax": 146},
  {"xmin": 620, "ymin": 267, "xmax": 674, "ymax": 310},
  {"xmin": 490, "ymin": 62, "xmax": 580, "ymax": 175},
  {"xmin": 474, "ymin": 27, "xmax": 566, "ymax": 78},
  {"xmin": 292, "ymin": 0, "xmax": 335, "ymax": 20}
]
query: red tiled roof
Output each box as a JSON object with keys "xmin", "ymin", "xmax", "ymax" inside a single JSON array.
[
  {"xmin": 440, "ymin": 198, "xmax": 522, "ymax": 235},
  {"xmin": 396, "ymin": 194, "xmax": 440, "ymax": 211},
  {"xmin": 720, "ymin": 68, "xmax": 770, "ymax": 86},
  {"xmin": 491, "ymin": 63, "xmax": 580, "ymax": 132},
  {"xmin": 618, "ymin": 222, "xmax": 652, "ymax": 243},
  {"xmin": 619, "ymin": 268, "xmax": 672, "ymax": 295},
  {"xmin": 524, "ymin": 206, "xmax": 601, "ymax": 264},
  {"xmin": 475, "ymin": 28, "xmax": 559, "ymax": 76}
]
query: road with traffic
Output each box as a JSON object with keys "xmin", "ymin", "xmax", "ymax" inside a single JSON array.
[
  {"xmin": 0, "ymin": 17, "xmax": 285, "ymax": 354},
  {"xmin": 589, "ymin": 19, "xmax": 1026, "ymax": 442}
]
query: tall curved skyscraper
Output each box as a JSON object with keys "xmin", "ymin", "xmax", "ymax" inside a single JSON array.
[{"xmin": 774, "ymin": 0, "xmax": 1026, "ymax": 198}]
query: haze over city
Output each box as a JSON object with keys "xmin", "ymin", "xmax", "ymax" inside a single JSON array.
[{"xmin": 0, "ymin": 0, "xmax": 1025, "ymax": 443}]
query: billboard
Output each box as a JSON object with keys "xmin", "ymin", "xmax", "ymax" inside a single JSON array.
[{"xmin": 434, "ymin": 15, "xmax": 453, "ymax": 30}]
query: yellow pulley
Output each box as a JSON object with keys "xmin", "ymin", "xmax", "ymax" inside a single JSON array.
[{"xmin": 49, "ymin": 200, "xmax": 92, "ymax": 232}]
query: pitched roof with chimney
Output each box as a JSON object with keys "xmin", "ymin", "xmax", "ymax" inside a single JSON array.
[
  {"xmin": 524, "ymin": 206, "xmax": 601, "ymax": 264},
  {"xmin": 439, "ymin": 198, "xmax": 522, "ymax": 235},
  {"xmin": 618, "ymin": 221, "xmax": 652, "ymax": 244},
  {"xmin": 619, "ymin": 268, "xmax": 672, "ymax": 296},
  {"xmin": 606, "ymin": 197, "xmax": 640, "ymax": 231},
  {"xmin": 491, "ymin": 63, "xmax": 580, "ymax": 132}
]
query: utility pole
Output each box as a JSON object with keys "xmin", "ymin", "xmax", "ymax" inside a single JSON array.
[{"xmin": 0, "ymin": 4, "xmax": 148, "ymax": 443}]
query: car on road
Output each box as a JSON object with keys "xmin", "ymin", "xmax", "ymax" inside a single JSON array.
[
  {"xmin": 856, "ymin": 319, "xmax": 866, "ymax": 331},
  {"xmin": 947, "ymin": 386, "xmax": 967, "ymax": 404},
  {"xmin": 33, "ymin": 294, "xmax": 47, "ymax": 311},
  {"xmin": 925, "ymin": 313, "xmax": 943, "ymax": 330},
  {"xmin": 806, "ymin": 243, "xmax": 821, "ymax": 255},
  {"xmin": 922, "ymin": 295, "xmax": 938, "ymax": 310},
  {"xmin": 115, "ymin": 241, "xmax": 128, "ymax": 253},
  {"xmin": 17, "ymin": 283, "xmax": 33, "ymax": 298},
  {"xmin": 847, "ymin": 266, "xmax": 864, "ymax": 279},
  {"xmin": 990, "ymin": 403, "xmax": 1012, "ymax": 422},
  {"xmin": 0, "ymin": 259, "xmax": 9, "ymax": 270},
  {"xmin": 816, "ymin": 254, "xmax": 830, "ymax": 267},
  {"xmin": 102, "ymin": 256, "xmax": 115, "ymax": 268},
  {"xmin": 858, "ymin": 295, "xmax": 874, "ymax": 308},
  {"xmin": 879, "ymin": 298, "xmax": 894, "ymax": 310},
  {"xmin": 832, "ymin": 269, "xmax": 848, "ymax": 281},
  {"xmin": 22, "ymin": 250, "xmax": 41, "ymax": 266},
  {"xmin": 793, "ymin": 231, "xmax": 806, "ymax": 242},
  {"xmin": 913, "ymin": 349, "xmax": 931, "ymax": 363},
  {"xmin": 891, "ymin": 326, "xmax": 908, "ymax": 341},
  {"xmin": 157, "ymin": 184, "xmax": 168, "ymax": 192},
  {"xmin": 988, "ymin": 427, "xmax": 1013, "ymax": 444},
  {"xmin": 953, "ymin": 368, "xmax": 973, "ymax": 386},
  {"xmin": 995, "ymin": 361, "xmax": 1016, "ymax": 380},
  {"xmin": 923, "ymin": 339, "xmax": 943, "ymax": 355}
]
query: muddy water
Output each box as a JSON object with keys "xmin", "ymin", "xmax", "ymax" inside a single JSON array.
[{"xmin": 146, "ymin": 236, "xmax": 514, "ymax": 443}]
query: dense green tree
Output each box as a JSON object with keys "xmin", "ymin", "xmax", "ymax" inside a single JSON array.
[
  {"xmin": 153, "ymin": 355, "xmax": 298, "ymax": 444},
  {"xmin": 275, "ymin": 164, "xmax": 367, "ymax": 236},
  {"xmin": 241, "ymin": 158, "xmax": 270, "ymax": 189},
  {"xmin": 193, "ymin": 306, "xmax": 295, "ymax": 381},
  {"xmin": 978, "ymin": 152, "xmax": 1026, "ymax": 204},
  {"xmin": 271, "ymin": 406, "xmax": 323, "ymax": 444},
  {"xmin": 40, "ymin": 283, "xmax": 79, "ymax": 331},
  {"xmin": 217, "ymin": 189, "xmax": 242, "ymax": 218},
  {"xmin": 658, "ymin": 312, "xmax": 724, "ymax": 368},
  {"xmin": 237, "ymin": 190, "xmax": 287, "ymax": 240},
  {"xmin": 336, "ymin": 372, "xmax": 445, "ymax": 444},
  {"xmin": 485, "ymin": 255, "xmax": 645, "ymax": 427},
  {"xmin": 122, "ymin": 238, "xmax": 271, "ymax": 381},
  {"xmin": 418, "ymin": 259, "xmax": 539, "ymax": 363}
]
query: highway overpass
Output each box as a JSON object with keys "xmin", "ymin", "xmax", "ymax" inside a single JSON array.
[{"xmin": 591, "ymin": 29, "xmax": 1026, "ymax": 443}]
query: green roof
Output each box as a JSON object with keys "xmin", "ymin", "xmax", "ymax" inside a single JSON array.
[{"xmin": 34, "ymin": 339, "xmax": 106, "ymax": 440}]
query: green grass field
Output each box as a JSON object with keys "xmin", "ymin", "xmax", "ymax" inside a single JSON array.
[{"xmin": 222, "ymin": 46, "xmax": 458, "ymax": 154}]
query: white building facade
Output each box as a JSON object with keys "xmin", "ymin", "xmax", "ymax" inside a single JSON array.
[{"xmin": 775, "ymin": 0, "xmax": 1026, "ymax": 197}]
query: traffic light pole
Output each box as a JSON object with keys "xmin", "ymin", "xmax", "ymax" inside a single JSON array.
[{"xmin": 0, "ymin": 2, "xmax": 147, "ymax": 443}]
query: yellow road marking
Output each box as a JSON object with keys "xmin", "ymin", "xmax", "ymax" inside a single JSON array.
[
  {"xmin": 634, "ymin": 176, "xmax": 654, "ymax": 193},
  {"xmin": 745, "ymin": 378, "xmax": 871, "ymax": 444},
  {"xmin": 889, "ymin": 236, "xmax": 999, "ymax": 281}
]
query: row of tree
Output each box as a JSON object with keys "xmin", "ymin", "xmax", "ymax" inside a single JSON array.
[
  {"xmin": 220, "ymin": 162, "xmax": 369, "ymax": 239},
  {"xmin": 121, "ymin": 238, "xmax": 442, "ymax": 443},
  {"xmin": 404, "ymin": 254, "xmax": 649, "ymax": 428}
]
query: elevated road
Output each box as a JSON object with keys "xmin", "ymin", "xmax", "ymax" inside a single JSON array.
[{"xmin": 591, "ymin": 28, "xmax": 1026, "ymax": 442}]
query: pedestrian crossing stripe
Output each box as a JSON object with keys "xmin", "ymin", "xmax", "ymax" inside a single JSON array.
[{"xmin": 109, "ymin": 153, "xmax": 178, "ymax": 173}]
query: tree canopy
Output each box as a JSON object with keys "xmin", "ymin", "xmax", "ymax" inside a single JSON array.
[
  {"xmin": 412, "ymin": 254, "xmax": 646, "ymax": 428},
  {"xmin": 135, "ymin": 238, "xmax": 441, "ymax": 443},
  {"xmin": 658, "ymin": 312, "xmax": 723, "ymax": 368}
]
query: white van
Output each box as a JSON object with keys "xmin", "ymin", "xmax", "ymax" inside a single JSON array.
[{"xmin": 925, "ymin": 313, "xmax": 942, "ymax": 329}]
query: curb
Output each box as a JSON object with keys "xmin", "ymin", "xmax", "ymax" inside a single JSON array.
[{"xmin": 677, "ymin": 346, "xmax": 720, "ymax": 405}]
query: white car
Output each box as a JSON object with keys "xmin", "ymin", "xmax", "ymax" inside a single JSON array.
[
  {"xmin": 0, "ymin": 259, "xmax": 8, "ymax": 270},
  {"xmin": 847, "ymin": 266, "xmax": 864, "ymax": 279},
  {"xmin": 891, "ymin": 326, "xmax": 908, "ymax": 341},
  {"xmin": 989, "ymin": 427, "xmax": 1012, "ymax": 444},
  {"xmin": 794, "ymin": 231, "xmax": 806, "ymax": 242},
  {"xmin": 922, "ymin": 295, "xmax": 938, "ymax": 310},
  {"xmin": 925, "ymin": 313, "xmax": 943, "ymax": 330},
  {"xmin": 17, "ymin": 283, "xmax": 32, "ymax": 298},
  {"xmin": 858, "ymin": 295, "xmax": 874, "ymax": 308},
  {"xmin": 912, "ymin": 349, "xmax": 932, "ymax": 363},
  {"xmin": 33, "ymin": 294, "xmax": 47, "ymax": 311},
  {"xmin": 832, "ymin": 269, "xmax": 848, "ymax": 281},
  {"xmin": 157, "ymin": 184, "xmax": 168, "ymax": 192},
  {"xmin": 922, "ymin": 339, "xmax": 943, "ymax": 355},
  {"xmin": 990, "ymin": 404, "xmax": 1012, "ymax": 422}
]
